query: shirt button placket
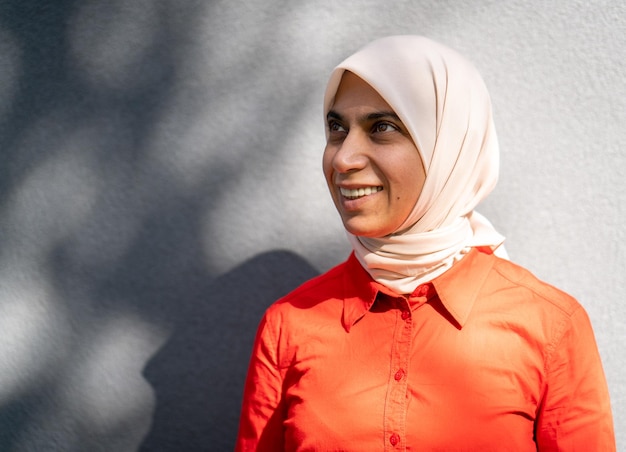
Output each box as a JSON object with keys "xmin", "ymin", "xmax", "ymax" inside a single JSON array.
[{"xmin": 384, "ymin": 299, "xmax": 411, "ymax": 451}]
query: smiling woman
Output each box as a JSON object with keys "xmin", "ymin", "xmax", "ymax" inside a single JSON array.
[
  {"xmin": 235, "ymin": 36, "xmax": 615, "ymax": 451},
  {"xmin": 323, "ymin": 71, "xmax": 425, "ymax": 238}
]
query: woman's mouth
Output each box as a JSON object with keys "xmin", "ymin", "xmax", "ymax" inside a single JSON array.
[{"xmin": 339, "ymin": 186, "xmax": 383, "ymax": 200}]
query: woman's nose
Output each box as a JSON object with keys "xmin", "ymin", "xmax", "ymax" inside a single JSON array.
[{"xmin": 331, "ymin": 131, "xmax": 369, "ymax": 173}]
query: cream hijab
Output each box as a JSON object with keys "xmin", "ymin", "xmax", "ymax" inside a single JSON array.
[{"xmin": 323, "ymin": 36, "xmax": 506, "ymax": 294}]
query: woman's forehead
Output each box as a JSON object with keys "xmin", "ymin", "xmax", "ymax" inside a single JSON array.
[{"xmin": 332, "ymin": 72, "xmax": 394, "ymax": 113}]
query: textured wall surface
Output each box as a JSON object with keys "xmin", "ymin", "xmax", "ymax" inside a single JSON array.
[{"xmin": 0, "ymin": 1, "xmax": 624, "ymax": 450}]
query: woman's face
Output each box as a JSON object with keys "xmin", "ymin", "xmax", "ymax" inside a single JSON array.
[{"xmin": 323, "ymin": 72, "xmax": 426, "ymax": 238}]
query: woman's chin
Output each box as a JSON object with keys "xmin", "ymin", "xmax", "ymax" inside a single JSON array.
[{"xmin": 342, "ymin": 221, "xmax": 392, "ymax": 239}]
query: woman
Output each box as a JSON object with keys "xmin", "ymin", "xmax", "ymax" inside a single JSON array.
[{"xmin": 236, "ymin": 36, "xmax": 615, "ymax": 451}]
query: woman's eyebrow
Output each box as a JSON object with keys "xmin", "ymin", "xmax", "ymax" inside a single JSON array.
[
  {"xmin": 326, "ymin": 110, "xmax": 343, "ymax": 122},
  {"xmin": 326, "ymin": 110, "xmax": 402, "ymax": 123},
  {"xmin": 366, "ymin": 111, "xmax": 402, "ymax": 122}
]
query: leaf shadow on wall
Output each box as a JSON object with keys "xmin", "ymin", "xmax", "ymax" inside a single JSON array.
[
  {"xmin": 0, "ymin": 0, "xmax": 324, "ymax": 449},
  {"xmin": 139, "ymin": 250, "xmax": 319, "ymax": 452}
]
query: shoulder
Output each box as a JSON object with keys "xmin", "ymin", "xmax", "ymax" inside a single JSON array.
[
  {"xmin": 489, "ymin": 255, "xmax": 582, "ymax": 317},
  {"xmin": 284, "ymin": 259, "xmax": 347, "ymax": 300},
  {"xmin": 256, "ymin": 257, "xmax": 355, "ymax": 364},
  {"xmin": 263, "ymin": 257, "xmax": 351, "ymax": 320},
  {"xmin": 477, "ymin": 254, "xmax": 597, "ymax": 368}
]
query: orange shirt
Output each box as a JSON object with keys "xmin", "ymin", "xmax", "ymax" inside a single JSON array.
[{"xmin": 236, "ymin": 248, "xmax": 615, "ymax": 451}]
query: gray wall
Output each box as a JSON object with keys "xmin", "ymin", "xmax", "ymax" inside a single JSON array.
[{"xmin": 0, "ymin": 1, "xmax": 624, "ymax": 450}]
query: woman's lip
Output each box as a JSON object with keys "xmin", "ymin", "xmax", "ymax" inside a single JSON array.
[{"xmin": 339, "ymin": 186, "xmax": 383, "ymax": 199}]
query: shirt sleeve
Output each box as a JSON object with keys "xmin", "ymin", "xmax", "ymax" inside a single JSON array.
[
  {"xmin": 235, "ymin": 312, "xmax": 285, "ymax": 452},
  {"xmin": 535, "ymin": 305, "xmax": 615, "ymax": 451}
]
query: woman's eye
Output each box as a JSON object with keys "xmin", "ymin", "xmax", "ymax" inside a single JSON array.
[
  {"xmin": 374, "ymin": 122, "xmax": 397, "ymax": 133},
  {"xmin": 328, "ymin": 121, "xmax": 346, "ymax": 133}
]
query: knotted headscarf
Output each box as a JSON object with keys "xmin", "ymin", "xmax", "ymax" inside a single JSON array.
[{"xmin": 323, "ymin": 35, "xmax": 506, "ymax": 294}]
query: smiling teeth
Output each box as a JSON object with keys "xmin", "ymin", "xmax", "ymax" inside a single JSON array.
[{"xmin": 340, "ymin": 186, "xmax": 383, "ymax": 199}]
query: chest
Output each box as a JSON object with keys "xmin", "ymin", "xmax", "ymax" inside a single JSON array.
[{"xmin": 282, "ymin": 298, "xmax": 544, "ymax": 451}]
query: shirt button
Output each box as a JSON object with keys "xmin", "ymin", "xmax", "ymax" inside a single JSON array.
[
  {"xmin": 394, "ymin": 369, "xmax": 405, "ymax": 381},
  {"xmin": 389, "ymin": 433, "xmax": 400, "ymax": 446},
  {"xmin": 401, "ymin": 310, "xmax": 410, "ymax": 320}
]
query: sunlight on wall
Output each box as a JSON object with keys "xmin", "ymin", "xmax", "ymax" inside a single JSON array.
[
  {"xmin": 199, "ymin": 108, "xmax": 347, "ymax": 275},
  {"xmin": 0, "ymin": 117, "xmax": 101, "ymax": 403},
  {"xmin": 61, "ymin": 312, "xmax": 166, "ymax": 435},
  {"xmin": 7, "ymin": 311, "xmax": 168, "ymax": 452},
  {"xmin": 0, "ymin": 108, "xmax": 166, "ymax": 448},
  {"xmin": 0, "ymin": 276, "xmax": 66, "ymax": 405}
]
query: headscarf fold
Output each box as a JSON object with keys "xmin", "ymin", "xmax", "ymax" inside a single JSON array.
[{"xmin": 323, "ymin": 35, "xmax": 506, "ymax": 294}]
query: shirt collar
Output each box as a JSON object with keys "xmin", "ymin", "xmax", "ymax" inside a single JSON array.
[
  {"xmin": 432, "ymin": 247, "xmax": 495, "ymax": 328},
  {"xmin": 341, "ymin": 248, "xmax": 495, "ymax": 331},
  {"xmin": 341, "ymin": 253, "xmax": 378, "ymax": 332}
]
